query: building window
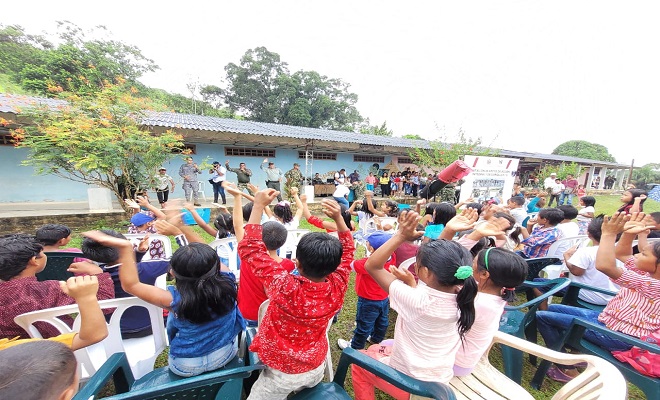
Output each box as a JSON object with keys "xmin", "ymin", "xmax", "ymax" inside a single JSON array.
[
  {"xmin": 354, "ymin": 155, "xmax": 385, "ymax": 163},
  {"xmin": 226, "ymin": 147, "xmax": 275, "ymax": 158},
  {"xmin": 397, "ymin": 157, "xmax": 414, "ymax": 164},
  {"xmin": 298, "ymin": 151, "xmax": 337, "ymax": 160}
]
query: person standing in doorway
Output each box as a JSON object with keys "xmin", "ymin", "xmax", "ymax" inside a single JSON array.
[
  {"xmin": 261, "ymin": 158, "xmax": 283, "ymax": 202},
  {"xmin": 153, "ymin": 167, "xmax": 175, "ymax": 208},
  {"xmin": 225, "ymin": 160, "xmax": 253, "ymax": 196},
  {"xmin": 179, "ymin": 156, "xmax": 201, "ymax": 206}
]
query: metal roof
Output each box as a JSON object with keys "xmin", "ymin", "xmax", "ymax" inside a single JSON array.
[
  {"xmin": 0, "ymin": 93, "xmax": 628, "ymax": 167},
  {"xmin": 0, "ymin": 93, "xmax": 67, "ymax": 113}
]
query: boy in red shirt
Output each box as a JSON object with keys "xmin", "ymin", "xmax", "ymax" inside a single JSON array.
[
  {"xmin": 338, "ymin": 231, "xmax": 396, "ymax": 350},
  {"xmin": 239, "ymin": 191, "xmax": 354, "ymax": 400}
]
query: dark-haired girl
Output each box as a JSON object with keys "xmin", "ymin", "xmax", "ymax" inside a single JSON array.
[
  {"xmin": 617, "ymin": 189, "xmax": 647, "ymax": 215},
  {"xmin": 577, "ymin": 195, "xmax": 596, "ymax": 234},
  {"xmin": 84, "ymin": 231, "xmax": 245, "ymax": 377},
  {"xmin": 351, "ymin": 211, "xmax": 478, "ymax": 399}
]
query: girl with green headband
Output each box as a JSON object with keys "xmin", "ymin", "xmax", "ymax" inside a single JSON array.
[
  {"xmin": 351, "ymin": 210, "xmax": 478, "ymax": 400},
  {"xmin": 453, "ymin": 247, "xmax": 528, "ymax": 376}
]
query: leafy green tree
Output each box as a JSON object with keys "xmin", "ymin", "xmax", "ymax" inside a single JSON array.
[
  {"xmin": 9, "ymin": 84, "xmax": 185, "ymax": 211},
  {"xmin": 408, "ymin": 129, "xmax": 497, "ymax": 171},
  {"xmin": 402, "ymin": 133, "xmax": 423, "ymax": 140},
  {"xmin": 552, "ymin": 140, "xmax": 616, "ymax": 163},
  {"xmin": 536, "ymin": 162, "xmax": 583, "ymax": 182},
  {"xmin": 632, "ymin": 164, "xmax": 660, "ymax": 188},
  {"xmin": 204, "ymin": 46, "xmax": 364, "ymax": 131},
  {"xmin": 360, "ymin": 121, "xmax": 394, "ymax": 136}
]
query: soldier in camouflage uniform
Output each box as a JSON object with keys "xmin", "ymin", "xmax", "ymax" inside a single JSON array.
[
  {"xmin": 438, "ymin": 184, "xmax": 457, "ymax": 204},
  {"xmin": 285, "ymin": 163, "xmax": 304, "ymax": 189},
  {"xmin": 351, "ymin": 180, "xmax": 366, "ymax": 204}
]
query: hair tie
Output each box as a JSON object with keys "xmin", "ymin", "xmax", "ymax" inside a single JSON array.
[
  {"xmin": 483, "ymin": 248, "xmax": 493, "ymax": 270},
  {"xmin": 454, "ymin": 265, "xmax": 473, "ymax": 280},
  {"xmin": 277, "ymin": 201, "xmax": 290, "ymax": 207},
  {"xmin": 171, "ymin": 263, "xmax": 218, "ymax": 282},
  {"xmin": 502, "ymin": 287, "xmax": 515, "ymax": 294}
]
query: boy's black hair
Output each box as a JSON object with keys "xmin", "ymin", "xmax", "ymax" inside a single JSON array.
[
  {"xmin": 340, "ymin": 204, "xmax": 353, "ymax": 229},
  {"xmin": 170, "ymin": 243, "xmax": 238, "ymax": 323},
  {"xmin": 538, "ymin": 208, "xmax": 564, "ymax": 226},
  {"xmin": 475, "ymin": 248, "xmax": 528, "ymax": 302},
  {"xmin": 650, "ymin": 212, "xmax": 660, "ymax": 224},
  {"xmin": 35, "ymin": 224, "xmax": 72, "ymax": 246},
  {"xmin": 262, "ymin": 221, "xmax": 288, "ymax": 251},
  {"xmin": 242, "ymin": 202, "xmax": 254, "ymax": 222},
  {"xmin": 0, "ymin": 234, "xmax": 44, "ymax": 281},
  {"xmin": 508, "ymin": 196, "xmax": 525, "ymax": 206},
  {"xmin": 580, "ymin": 196, "xmax": 596, "ymax": 207},
  {"xmin": 416, "ymin": 240, "xmax": 477, "ymax": 339},
  {"xmin": 587, "ymin": 215, "xmax": 605, "ymax": 243},
  {"xmin": 557, "ymin": 205, "xmax": 578, "ymax": 220},
  {"xmin": 82, "ymin": 229, "xmax": 126, "ymax": 264},
  {"xmin": 295, "ymin": 232, "xmax": 343, "ymax": 279},
  {"xmin": 214, "ymin": 212, "xmax": 235, "ymax": 238},
  {"xmin": 0, "ymin": 340, "xmax": 77, "ymax": 400}
]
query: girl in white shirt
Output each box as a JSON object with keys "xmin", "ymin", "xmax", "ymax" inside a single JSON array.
[
  {"xmin": 453, "ymin": 247, "xmax": 528, "ymax": 375},
  {"xmin": 351, "ymin": 211, "xmax": 478, "ymax": 400},
  {"xmin": 577, "ymin": 196, "xmax": 596, "ymax": 235}
]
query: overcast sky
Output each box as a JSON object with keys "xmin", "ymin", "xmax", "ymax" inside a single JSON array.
[{"xmin": 5, "ymin": 1, "xmax": 659, "ymax": 166}]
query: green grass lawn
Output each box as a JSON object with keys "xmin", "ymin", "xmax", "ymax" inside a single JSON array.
[{"xmin": 65, "ymin": 195, "xmax": 656, "ymax": 399}]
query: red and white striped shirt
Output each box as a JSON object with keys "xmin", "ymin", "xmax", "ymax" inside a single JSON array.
[{"xmin": 598, "ymin": 257, "xmax": 660, "ymax": 338}]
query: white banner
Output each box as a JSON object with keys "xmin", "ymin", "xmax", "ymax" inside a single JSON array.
[{"xmin": 459, "ymin": 156, "xmax": 519, "ymax": 204}]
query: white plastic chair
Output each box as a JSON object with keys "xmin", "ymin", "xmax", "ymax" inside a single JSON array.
[
  {"xmin": 124, "ymin": 233, "xmax": 173, "ymax": 261},
  {"xmin": 258, "ymin": 300, "xmax": 334, "ymax": 382},
  {"xmin": 209, "ymin": 237, "xmax": 240, "ymax": 279},
  {"xmin": 14, "ymin": 297, "xmax": 167, "ymax": 381},
  {"xmin": 542, "ymin": 235, "xmax": 589, "ymax": 279},
  {"xmin": 186, "ymin": 181, "xmax": 207, "ymax": 201},
  {"xmin": 286, "ymin": 229, "xmax": 310, "ymax": 259}
]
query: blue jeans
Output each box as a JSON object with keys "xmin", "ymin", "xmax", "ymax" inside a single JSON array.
[
  {"xmin": 168, "ymin": 338, "xmax": 238, "ymax": 377},
  {"xmin": 351, "ymin": 297, "xmax": 389, "ymax": 349},
  {"xmin": 334, "ymin": 196, "xmax": 350, "ymax": 208},
  {"xmin": 536, "ymin": 304, "xmax": 632, "ymax": 352},
  {"xmin": 558, "ymin": 192, "xmax": 573, "ymax": 205},
  {"xmin": 212, "ymin": 182, "xmax": 226, "ymax": 204}
]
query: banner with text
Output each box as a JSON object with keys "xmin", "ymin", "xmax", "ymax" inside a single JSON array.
[{"xmin": 459, "ymin": 155, "xmax": 519, "ymax": 204}]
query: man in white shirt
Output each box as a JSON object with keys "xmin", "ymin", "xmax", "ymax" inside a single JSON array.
[
  {"xmin": 334, "ymin": 169, "xmax": 346, "ymax": 186},
  {"xmin": 210, "ymin": 161, "xmax": 227, "ymax": 204}
]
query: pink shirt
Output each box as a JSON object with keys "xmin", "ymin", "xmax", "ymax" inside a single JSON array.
[
  {"xmin": 454, "ymin": 293, "xmax": 506, "ymax": 368},
  {"xmin": 365, "ymin": 176, "xmax": 377, "ymax": 184},
  {"xmin": 598, "ymin": 257, "xmax": 660, "ymax": 338}
]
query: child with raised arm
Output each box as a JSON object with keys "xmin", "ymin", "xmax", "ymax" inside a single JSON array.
[
  {"xmin": 83, "ymin": 227, "xmax": 244, "ymax": 377},
  {"xmin": 351, "ymin": 210, "xmax": 478, "ymax": 400},
  {"xmin": 239, "ymin": 191, "xmax": 354, "ymax": 400}
]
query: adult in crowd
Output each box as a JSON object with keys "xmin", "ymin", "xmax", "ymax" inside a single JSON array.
[
  {"xmin": 209, "ymin": 161, "xmax": 227, "ymax": 204},
  {"xmin": 334, "ymin": 168, "xmax": 347, "ymax": 186},
  {"xmin": 225, "ymin": 160, "xmax": 253, "ymax": 196},
  {"xmin": 153, "ymin": 167, "xmax": 174, "ymax": 208},
  {"xmin": 312, "ymin": 173, "xmax": 324, "ymax": 185},
  {"xmin": 559, "ymin": 174, "xmax": 579, "ymax": 205},
  {"xmin": 178, "ymin": 156, "xmax": 201, "ymax": 206},
  {"xmin": 348, "ymin": 170, "xmax": 360, "ymax": 184},
  {"xmin": 260, "ymin": 158, "xmax": 283, "ymax": 202},
  {"xmin": 544, "ymin": 172, "xmax": 557, "ymax": 194},
  {"xmin": 285, "ymin": 163, "xmax": 304, "ymax": 193}
]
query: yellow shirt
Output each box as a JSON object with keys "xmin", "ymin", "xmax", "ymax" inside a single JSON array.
[
  {"xmin": 0, "ymin": 332, "xmax": 76, "ymax": 351},
  {"xmin": 379, "ymin": 176, "xmax": 390, "ymax": 184}
]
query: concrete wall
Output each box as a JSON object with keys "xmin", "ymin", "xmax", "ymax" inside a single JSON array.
[{"xmin": 0, "ymin": 143, "xmax": 397, "ymax": 203}]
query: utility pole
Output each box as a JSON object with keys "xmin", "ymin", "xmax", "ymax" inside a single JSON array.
[{"xmin": 628, "ymin": 159, "xmax": 635, "ymax": 187}]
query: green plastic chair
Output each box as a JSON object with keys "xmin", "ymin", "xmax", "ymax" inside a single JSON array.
[
  {"xmin": 531, "ymin": 319, "xmax": 659, "ymax": 400},
  {"xmin": 560, "ymin": 281, "xmax": 618, "ymax": 312},
  {"xmin": 289, "ymin": 347, "xmax": 457, "ymax": 400},
  {"xmin": 36, "ymin": 251, "xmax": 80, "ymax": 281},
  {"xmin": 499, "ymin": 278, "xmax": 571, "ymax": 384},
  {"xmin": 73, "ymin": 329, "xmax": 264, "ymax": 400}
]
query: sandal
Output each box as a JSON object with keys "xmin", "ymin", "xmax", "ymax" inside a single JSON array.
[{"xmin": 546, "ymin": 365, "xmax": 575, "ymax": 383}]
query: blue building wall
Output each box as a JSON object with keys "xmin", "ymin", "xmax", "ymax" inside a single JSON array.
[{"xmin": 0, "ymin": 143, "xmax": 395, "ymax": 203}]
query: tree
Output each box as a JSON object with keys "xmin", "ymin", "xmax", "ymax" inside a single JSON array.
[
  {"xmin": 632, "ymin": 163, "xmax": 660, "ymax": 188},
  {"xmin": 402, "ymin": 133, "xmax": 423, "ymax": 140},
  {"xmin": 360, "ymin": 121, "xmax": 394, "ymax": 136},
  {"xmin": 552, "ymin": 140, "xmax": 616, "ymax": 163},
  {"xmin": 9, "ymin": 84, "xmax": 186, "ymax": 211},
  {"xmin": 536, "ymin": 162, "xmax": 583, "ymax": 182},
  {"xmin": 203, "ymin": 46, "xmax": 364, "ymax": 131},
  {"xmin": 408, "ymin": 129, "xmax": 498, "ymax": 171}
]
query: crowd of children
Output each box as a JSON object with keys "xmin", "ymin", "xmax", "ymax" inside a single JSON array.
[{"xmin": 2, "ymin": 180, "xmax": 659, "ymax": 400}]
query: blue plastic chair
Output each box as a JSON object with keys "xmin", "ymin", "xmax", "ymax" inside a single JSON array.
[{"xmin": 499, "ymin": 278, "xmax": 571, "ymax": 384}]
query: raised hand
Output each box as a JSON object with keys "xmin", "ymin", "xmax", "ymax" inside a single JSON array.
[
  {"xmin": 59, "ymin": 275, "xmax": 99, "ymax": 300},
  {"xmin": 247, "ymin": 183, "xmax": 259, "ymax": 193},
  {"xmin": 602, "ymin": 212, "xmax": 629, "ymax": 235},
  {"xmin": 475, "ymin": 218, "xmax": 511, "ymax": 237},
  {"xmin": 321, "ymin": 198, "xmax": 342, "ymax": 221},
  {"xmin": 445, "ymin": 208, "xmax": 479, "ymax": 232},
  {"xmin": 82, "ymin": 230, "xmax": 132, "ymax": 249},
  {"xmin": 155, "ymin": 220, "xmax": 183, "ymax": 236},
  {"xmin": 124, "ymin": 199, "xmax": 140, "ymax": 209},
  {"xmin": 137, "ymin": 234, "xmax": 150, "ymax": 252},
  {"xmin": 135, "ymin": 196, "xmax": 150, "ymax": 207},
  {"xmin": 290, "ymin": 186, "xmax": 299, "ymax": 195},
  {"xmin": 623, "ymin": 212, "xmax": 655, "ymax": 234},
  {"xmin": 254, "ymin": 188, "xmax": 279, "ymax": 207},
  {"xmin": 395, "ymin": 210, "xmax": 424, "ymax": 242},
  {"xmin": 300, "ymin": 194, "xmax": 308, "ymax": 203},
  {"xmin": 67, "ymin": 261, "xmax": 104, "ymax": 276}
]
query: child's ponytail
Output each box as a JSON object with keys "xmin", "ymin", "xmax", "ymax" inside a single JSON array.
[{"xmin": 454, "ymin": 266, "xmax": 477, "ymax": 338}]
